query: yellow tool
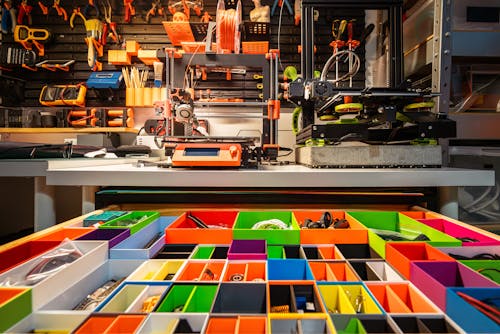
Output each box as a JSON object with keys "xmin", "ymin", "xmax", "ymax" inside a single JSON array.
[
  {"xmin": 70, "ymin": 9, "xmax": 103, "ymax": 71},
  {"xmin": 13, "ymin": 25, "xmax": 51, "ymax": 56}
]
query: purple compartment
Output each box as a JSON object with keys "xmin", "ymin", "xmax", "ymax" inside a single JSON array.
[
  {"xmin": 76, "ymin": 228, "xmax": 130, "ymax": 248},
  {"xmin": 410, "ymin": 260, "xmax": 498, "ymax": 310},
  {"xmin": 228, "ymin": 239, "xmax": 267, "ymax": 260}
]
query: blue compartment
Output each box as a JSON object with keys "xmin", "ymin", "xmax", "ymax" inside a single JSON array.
[
  {"xmin": 267, "ymin": 259, "xmax": 314, "ymax": 280},
  {"xmin": 110, "ymin": 216, "xmax": 177, "ymax": 259},
  {"xmin": 446, "ymin": 287, "xmax": 500, "ymax": 333}
]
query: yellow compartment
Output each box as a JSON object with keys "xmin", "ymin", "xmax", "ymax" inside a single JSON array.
[
  {"xmin": 317, "ymin": 284, "xmax": 356, "ymax": 314},
  {"xmin": 152, "ymin": 260, "xmax": 184, "ymax": 280},
  {"xmin": 340, "ymin": 284, "xmax": 383, "ymax": 314}
]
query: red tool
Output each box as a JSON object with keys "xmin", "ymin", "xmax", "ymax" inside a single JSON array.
[
  {"xmin": 101, "ymin": 0, "xmax": 120, "ymax": 44},
  {"xmin": 124, "ymin": 0, "xmax": 135, "ymax": 23},
  {"xmin": 52, "ymin": 0, "xmax": 68, "ymax": 21},
  {"xmin": 17, "ymin": 0, "xmax": 33, "ymax": 25},
  {"xmin": 456, "ymin": 292, "xmax": 500, "ymax": 325},
  {"xmin": 146, "ymin": 0, "xmax": 166, "ymax": 23},
  {"xmin": 38, "ymin": 0, "xmax": 48, "ymax": 15}
]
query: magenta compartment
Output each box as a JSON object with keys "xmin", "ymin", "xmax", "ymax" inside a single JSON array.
[
  {"xmin": 410, "ymin": 261, "xmax": 499, "ymax": 311},
  {"xmin": 417, "ymin": 218, "xmax": 500, "ymax": 246},
  {"xmin": 228, "ymin": 240, "xmax": 267, "ymax": 260},
  {"xmin": 76, "ymin": 228, "xmax": 130, "ymax": 248}
]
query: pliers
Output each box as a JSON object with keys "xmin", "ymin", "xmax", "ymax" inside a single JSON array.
[
  {"xmin": 101, "ymin": 0, "xmax": 119, "ymax": 44},
  {"xmin": 69, "ymin": 7, "xmax": 86, "ymax": 28},
  {"xmin": 146, "ymin": 0, "xmax": 166, "ymax": 23},
  {"xmin": 17, "ymin": 0, "xmax": 33, "ymax": 25},
  {"xmin": 51, "ymin": 0, "xmax": 68, "ymax": 21}
]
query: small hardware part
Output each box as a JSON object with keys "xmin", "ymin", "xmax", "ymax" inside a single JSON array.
[
  {"xmin": 73, "ymin": 278, "xmax": 124, "ymax": 310},
  {"xmin": 229, "ymin": 273, "xmax": 244, "ymax": 281},
  {"xmin": 271, "ymin": 304, "xmax": 290, "ymax": 313}
]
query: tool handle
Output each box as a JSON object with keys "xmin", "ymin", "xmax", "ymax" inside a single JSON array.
[
  {"xmin": 338, "ymin": 20, "xmax": 347, "ymax": 40},
  {"xmin": 347, "ymin": 21, "xmax": 353, "ymax": 42}
]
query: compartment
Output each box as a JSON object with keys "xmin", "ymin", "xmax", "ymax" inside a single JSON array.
[
  {"xmin": 41, "ymin": 259, "xmax": 142, "ymax": 311},
  {"xmin": 330, "ymin": 316, "xmax": 366, "ymax": 334},
  {"xmin": 302, "ymin": 246, "xmax": 321, "ymax": 259},
  {"xmin": 270, "ymin": 315, "xmax": 335, "ymax": 334},
  {"xmin": 335, "ymin": 244, "xmax": 381, "ymax": 260},
  {"xmin": 0, "ymin": 288, "xmax": 31, "ymax": 333},
  {"xmin": 359, "ymin": 317, "xmax": 397, "ymax": 333},
  {"xmin": 0, "ymin": 241, "xmax": 108, "ymax": 310},
  {"xmin": 347, "ymin": 211, "xmax": 461, "ymax": 258},
  {"xmin": 416, "ymin": 218, "xmax": 500, "ymax": 246},
  {"xmin": 176, "ymin": 261, "xmax": 225, "ymax": 282},
  {"xmin": 391, "ymin": 315, "xmax": 460, "ymax": 333},
  {"xmin": 99, "ymin": 211, "xmax": 160, "ymax": 234},
  {"xmin": 385, "ymin": 242, "xmax": 455, "ymax": 279},
  {"xmin": 165, "ymin": 210, "xmax": 238, "ymax": 244},
  {"xmin": 0, "ymin": 240, "xmax": 60, "ymax": 274},
  {"xmin": 233, "ymin": 211, "xmax": 300, "ymax": 245},
  {"xmin": 338, "ymin": 284, "xmax": 384, "ymax": 314},
  {"xmin": 191, "ymin": 246, "xmax": 215, "ymax": 259},
  {"xmin": 460, "ymin": 260, "xmax": 500, "ymax": 283},
  {"xmin": 110, "ymin": 216, "xmax": 177, "ymax": 259},
  {"xmin": 76, "ymin": 228, "xmax": 130, "ymax": 248},
  {"xmin": 136, "ymin": 313, "xmax": 207, "ymax": 334},
  {"xmin": 223, "ymin": 261, "xmax": 266, "ymax": 282},
  {"xmin": 283, "ymin": 245, "xmax": 305, "ymax": 259},
  {"xmin": 349, "ymin": 261, "xmax": 404, "ymax": 281},
  {"xmin": 294, "ymin": 211, "xmax": 368, "ymax": 244},
  {"xmin": 73, "ymin": 315, "xmax": 116, "ymax": 334},
  {"xmin": 96, "ymin": 284, "xmax": 149, "ymax": 313},
  {"xmin": 410, "ymin": 261, "xmax": 499, "ymax": 310},
  {"xmin": 104, "ymin": 314, "xmax": 146, "ymax": 333},
  {"xmin": 317, "ymin": 284, "xmax": 357, "ymax": 314},
  {"xmin": 212, "ymin": 283, "xmax": 266, "ymax": 314},
  {"xmin": 127, "ymin": 260, "xmax": 184, "ymax": 281},
  {"xmin": 33, "ymin": 228, "xmax": 92, "ymax": 241},
  {"xmin": 237, "ymin": 316, "xmax": 267, "ymax": 334},
  {"xmin": 228, "ymin": 239, "xmax": 267, "ymax": 260},
  {"xmin": 331, "ymin": 314, "xmax": 397, "ymax": 333},
  {"xmin": 446, "ymin": 287, "xmax": 500, "ymax": 333},
  {"xmin": 125, "ymin": 284, "xmax": 170, "ymax": 313},
  {"xmin": 366, "ymin": 283, "xmax": 440, "ymax": 314},
  {"xmin": 205, "ymin": 316, "xmax": 237, "ymax": 334},
  {"xmin": 267, "ymin": 245, "xmax": 285, "ymax": 259},
  {"xmin": 154, "ymin": 244, "xmax": 197, "ymax": 259},
  {"xmin": 82, "ymin": 210, "xmax": 129, "ymax": 227},
  {"xmin": 309, "ymin": 261, "xmax": 360, "ymax": 282},
  {"xmin": 269, "ymin": 282, "xmax": 324, "ymax": 314},
  {"xmin": 317, "ymin": 245, "xmax": 345, "ymax": 260},
  {"xmin": 6, "ymin": 312, "xmax": 87, "ymax": 333},
  {"xmin": 210, "ymin": 246, "xmax": 229, "ymax": 259},
  {"xmin": 268, "ymin": 259, "xmax": 314, "ymax": 280},
  {"xmin": 156, "ymin": 284, "xmax": 217, "ymax": 313},
  {"xmin": 438, "ymin": 245, "xmax": 500, "ymax": 261}
]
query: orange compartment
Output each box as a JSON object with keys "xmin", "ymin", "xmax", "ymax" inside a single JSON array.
[
  {"xmin": 367, "ymin": 284, "xmax": 411, "ymax": 313},
  {"xmin": 202, "ymin": 262, "xmax": 225, "ymax": 281},
  {"xmin": 224, "ymin": 262, "xmax": 247, "ymax": 282},
  {"xmin": 34, "ymin": 228, "xmax": 92, "ymax": 241},
  {"xmin": 238, "ymin": 316, "xmax": 267, "ymax": 333},
  {"xmin": 104, "ymin": 315, "xmax": 146, "ymax": 333},
  {"xmin": 309, "ymin": 261, "xmax": 359, "ymax": 282},
  {"xmin": 177, "ymin": 261, "xmax": 224, "ymax": 281},
  {"xmin": 205, "ymin": 317, "xmax": 238, "ymax": 334},
  {"xmin": 367, "ymin": 283, "xmax": 439, "ymax": 314},
  {"xmin": 385, "ymin": 242, "xmax": 455, "ymax": 279},
  {"xmin": 246, "ymin": 262, "xmax": 266, "ymax": 282},
  {"xmin": 399, "ymin": 211, "xmax": 439, "ymax": 220},
  {"xmin": 165, "ymin": 211, "xmax": 238, "ymax": 244},
  {"xmin": 74, "ymin": 316, "xmax": 116, "ymax": 334},
  {"xmin": 294, "ymin": 211, "xmax": 368, "ymax": 244},
  {"xmin": 0, "ymin": 240, "xmax": 60, "ymax": 274},
  {"xmin": 317, "ymin": 246, "xmax": 344, "ymax": 260}
]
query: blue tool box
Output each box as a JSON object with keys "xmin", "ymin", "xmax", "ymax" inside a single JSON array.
[{"xmin": 86, "ymin": 72, "xmax": 123, "ymax": 89}]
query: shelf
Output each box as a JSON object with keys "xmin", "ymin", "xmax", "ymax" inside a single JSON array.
[{"xmin": 0, "ymin": 128, "xmax": 138, "ymax": 134}]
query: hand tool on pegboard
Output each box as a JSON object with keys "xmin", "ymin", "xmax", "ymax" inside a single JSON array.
[
  {"xmin": 101, "ymin": 0, "xmax": 120, "ymax": 44},
  {"xmin": 17, "ymin": 0, "xmax": 33, "ymax": 25},
  {"xmin": 83, "ymin": 0, "xmax": 99, "ymax": 18},
  {"xmin": 1, "ymin": 0, "xmax": 17, "ymax": 34},
  {"xmin": 329, "ymin": 19, "xmax": 346, "ymax": 88},
  {"xmin": 168, "ymin": 0, "xmax": 203, "ymax": 20},
  {"xmin": 70, "ymin": 7, "xmax": 104, "ymax": 71},
  {"xmin": 123, "ymin": 0, "xmax": 135, "ymax": 23},
  {"xmin": 145, "ymin": 0, "xmax": 166, "ymax": 23},
  {"xmin": 271, "ymin": 0, "xmax": 293, "ymax": 16},
  {"xmin": 13, "ymin": 25, "xmax": 51, "ymax": 56}
]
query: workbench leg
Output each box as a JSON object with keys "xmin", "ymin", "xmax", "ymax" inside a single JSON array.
[
  {"xmin": 82, "ymin": 186, "xmax": 98, "ymax": 214},
  {"xmin": 34, "ymin": 176, "xmax": 56, "ymax": 232},
  {"xmin": 439, "ymin": 186, "xmax": 459, "ymax": 219}
]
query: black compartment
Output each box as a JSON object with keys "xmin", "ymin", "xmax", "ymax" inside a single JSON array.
[
  {"xmin": 174, "ymin": 318, "xmax": 199, "ymax": 334},
  {"xmin": 270, "ymin": 284, "xmax": 294, "ymax": 313},
  {"xmin": 303, "ymin": 246, "xmax": 320, "ymax": 259},
  {"xmin": 360, "ymin": 318, "xmax": 396, "ymax": 333},
  {"xmin": 336, "ymin": 244, "xmax": 381, "ymax": 259},
  {"xmin": 392, "ymin": 316, "xmax": 431, "ymax": 333},
  {"xmin": 284, "ymin": 245, "xmax": 302, "ymax": 259},
  {"xmin": 293, "ymin": 285, "xmax": 322, "ymax": 313},
  {"xmin": 154, "ymin": 244, "xmax": 196, "ymax": 259},
  {"xmin": 349, "ymin": 261, "xmax": 380, "ymax": 280},
  {"xmin": 211, "ymin": 246, "xmax": 229, "ymax": 259},
  {"xmin": 212, "ymin": 283, "xmax": 266, "ymax": 314},
  {"xmin": 419, "ymin": 317, "xmax": 459, "ymax": 333}
]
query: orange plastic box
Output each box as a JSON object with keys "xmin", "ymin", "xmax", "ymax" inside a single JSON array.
[
  {"xmin": 294, "ymin": 211, "xmax": 368, "ymax": 244},
  {"xmin": 165, "ymin": 211, "xmax": 238, "ymax": 244},
  {"xmin": 34, "ymin": 228, "xmax": 92, "ymax": 242},
  {"xmin": 104, "ymin": 315, "xmax": 146, "ymax": 333},
  {"xmin": 223, "ymin": 261, "xmax": 266, "ymax": 282},
  {"xmin": 366, "ymin": 282, "xmax": 440, "ymax": 313},
  {"xmin": 205, "ymin": 317, "xmax": 237, "ymax": 334},
  {"xmin": 309, "ymin": 261, "xmax": 360, "ymax": 282},
  {"xmin": 176, "ymin": 260, "xmax": 225, "ymax": 282},
  {"xmin": 385, "ymin": 242, "xmax": 455, "ymax": 279},
  {"xmin": 73, "ymin": 315, "xmax": 116, "ymax": 334}
]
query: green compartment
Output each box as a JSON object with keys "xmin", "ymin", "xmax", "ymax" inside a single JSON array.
[
  {"xmin": 155, "ymin": 285, "xmax": 195, "ymax": 312},
  {"xmin": 0, "ymin": 288, "xmax": 32, "ymax": 333},
  {"xmin": 183, "ymin": 285, "xmax": 218, "ymax": 313},
  {"xmin": 233, "ymin": 211, "xmax": 300, "ymax": 245},
  {"xmin": 268, "ymin": 245, "xmax": 285, "ymax": 259},
  {"xmin": 460, "ymin": 260, "xmax": 500, "ymax": 284},
  {"xmin": 339, "ymin": 318, "xmax": 367, "ymax": 334},
  {"xmin": 99, "ymin": 211, "xmax": 160, "ymax": 234},
  {"xmin": 347, "ymin": 211, "xmax": 461, "ymax": 258},
  {"xmin": 191, "ymin": 246, "xmax": 215, "ymax": 259}
]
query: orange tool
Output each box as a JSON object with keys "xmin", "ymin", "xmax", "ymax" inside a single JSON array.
[
  {"xmin": 17, "ymin": 0, "xmax": 33, "ymax": 25},
  {"xmin": 124, "ymin": 0, "xmax": 135, "ymax": 23},
  {"xmin": 52, "ymin": 0, "xmax": 68, "ymax": 21}
]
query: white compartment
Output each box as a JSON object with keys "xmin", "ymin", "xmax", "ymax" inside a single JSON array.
[
  {"xmin": 136, "ymin": 313, "xmax": 208, "ymax": 334},
  {"xmin": 126, "ymin": 284, "xmax": 170, "ymax": 313},
  {"xmin": 0, "ymin": 241, "xmax": 108, "ymax": 310},
  {"xmin": 127, "ymin": 259, "xmax": 185, "ymax": 281},
  {"xmin": 40, "ymin": 259, "xmax": 143, "ymax": 311},
  {"xmin": 6, "ymin": 311, "xmax": 87, "ymax": 333},
  {"xmin": 366, "ymin": 261, "xmax": 405, "ymax": 281},
  {"xmin": 97, "ymin": 284, "xmax": 149, "ymax": 313}
]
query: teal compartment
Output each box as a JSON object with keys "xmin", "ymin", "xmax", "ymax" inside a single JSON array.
[
  {"xmin": 155, "ymin": 285, "xmax": 195, "ymax": 312},
  {"xmin": 99, "ymin": 211, "xmax": 160, "ymax": 234},
  {"xmin": 191, "ymin": 246, "xmax": 215, "ymax": 259},
  {"xmin": 268, "ymin": 259, "xmax": 314, "ymax": 280},
  {"xmin": 183, "ymin": 285, "xmax": 218, "ymax": 313},
  {"xmin": 347, "ymin": 211, "xmax": 461, "ymax": 258},
  {"xmin": 233, "ymin": 211, "xmax": 300, "ymax": 245}
]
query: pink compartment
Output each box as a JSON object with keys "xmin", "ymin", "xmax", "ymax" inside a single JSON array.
[{"xmin": 418, "ymin": 218, "xmax": 500, "ymax": 246}]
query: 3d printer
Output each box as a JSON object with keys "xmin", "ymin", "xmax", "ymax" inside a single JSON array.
[{"xmin": 289, "ymin": 0, "xmax": 456, "ymax": 167}]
